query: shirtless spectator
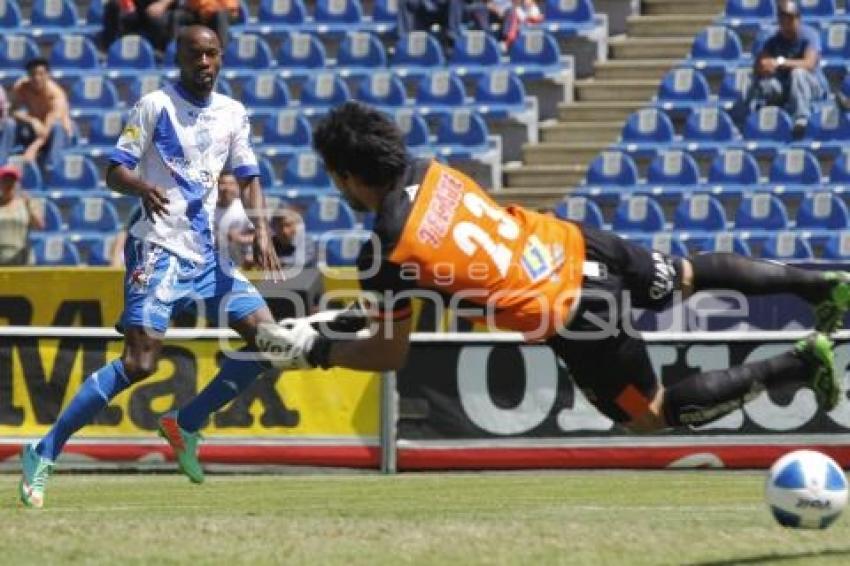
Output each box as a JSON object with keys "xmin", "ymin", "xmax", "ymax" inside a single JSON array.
[{"xmin": 6, "ymin": 58, "xmax": 74, "ymax": 168}]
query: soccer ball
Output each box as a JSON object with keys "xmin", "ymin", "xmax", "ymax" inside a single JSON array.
[{"xmin": 765, "ymin": 450, "xmax": 848, "ymax": 529}]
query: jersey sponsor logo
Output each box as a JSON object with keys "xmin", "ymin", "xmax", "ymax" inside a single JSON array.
[
  {"xmin": 416, "ymin": 172, "xmax": 464, "ymax": 247},
  {"xmin": 121, "ymin": 124, "xmax": 141, "ymax": 142},
  {"xmin": 520, "ymin": 235, "xmax": 553, "ymax": 283}
]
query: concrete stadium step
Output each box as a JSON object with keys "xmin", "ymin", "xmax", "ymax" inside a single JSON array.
[
  {"xmin": 575, "ymin": 79, "xmax": 658, "ymax": 102},
  {"xmin": 540, "ymin": 121, "xmax": 623, "ymax": 144},
  {"xmin": 503, "ymin": 164, "xmax": 587, "ymax": 188},
  {"xmin": 641, "ymin": 0, "xmax": 725, "ymax": 16},
  {"xmin": 627, "ymin": 15, "xmax": 716, "ymax": 38},
  {"xmin": 609, "ymin": 37, "xmax": 694, "ymax": 60},
  {"xmin": 557, "ymin": 101, "xmax": 646, "ymax": 122},
  {"xmin": 593, "ymin": 59, "xmax": 679, "ymax": 81},
  {"xmin": 490, "ymin": 187, "xmax": 574, "ymax": 209},
  {"xmin": 522, "ymin": 142, "xmax": 610, "ymax": 166}
]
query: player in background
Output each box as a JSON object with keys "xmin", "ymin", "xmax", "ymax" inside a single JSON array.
[
  {"xmin": 257, "ymin": 101, "xmax": 849, "ymax": 435},
  {"xmin": 19, "ymin": 26, "xmax": 283, "ymax": 508}
]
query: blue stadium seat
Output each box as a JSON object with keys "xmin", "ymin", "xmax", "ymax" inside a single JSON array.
[
  {"xmin": 734, "ymin": 193, "xmax": 789, "ymax": 230},
  {"xmin": 673, "ymin": 193, "xmax": 727, "ymax": 231},
  {"xmin": 222, "ymin": 34, "xmax": 274, "ymax": 76},
  {"xmin": 277, "ymin": 32, "xmax": 327, "ymax": 80},
  {"xmin": 314, "ymin": 0, "xmax": 363, "ymax": 34},
  {"xmin": 797, "ymin": 191, "xmax": 850, "ymax": 229},
  {"xmin": 823, "ymin": 231, "xmax": 850, "ymax": 260},
  {"xmin": 163, "ymin": 40, "xmax": 177, "ymax": 67},
  {"xmin": 679, "ymin": 106, "xmax": 739, "ymax": 158},
  {"xmin": 649, "ymin": 233, "xmax": 689, "ymax": 257},
  {"xmin": 415, "ymin": 70, "xmax": 467, "ymax": 115},
  {"xmin": 300, "ymin": 72, "xmax": 351, "ymax": 113},
  {"xmin": 450, "ymin": 30, "xmax": 501, "ymax": 79},
  {"xmin": 0, "ymin": 35, "xmax": 39, "ymax": 80},
  {"xmin": 261, "ymin": 110, "xmax": 312, "ymax": 155},
  {"xmin": 321, "ymin": 230, "xmax": 370, "ymax": 266},
  {"xmin": 394, "ymin": 109, "xmax": 432, "ymax": 156},
  {"xmin": 7, "ymin": 158, "xmax": 43, "ymax": 191},
  {"xmin": 74, "ymin": 232, "xmax": 118, "ymax": 266},
  {"xmin": 435, "ymin": 109, "xmax": 489, "ymax": 151},
  {"xmin": 829, "ymin": 150, "xmax": 850, "ymax": 185},
  {"xmin": 722, "ymin": 0, "xmax": 775, "ymax": 29},
  {"xmin": 80, "ymin": 110, "xmax": 124, "ymax": 154},
  {"xmin": 742, "ymin": 106, "xmax": 793, "ymax": 156},
  {"xmin": 257, "ymin": 157, "xmax": 278, "ymax": 188},
  {"xmin": 85, "ymin": 0, "xmax": 105, "ymax": 26},
  {"xmin": 0, "ymin": 0, "xmax": 22, "ymax": 28},
  {"xmin": 242, "ymin": 73, "xmax": 291, "ymax": 117},
  {"xmin": 371, "ymin": 0, "xmax": 398, "ymax": 29},
  {"xmin": 127, "ymin": 73, "xmax": 163, "ymax": 103},
  {"xmin": 553, "ymin": 196, "xmax": 605, "ymax": 228},
  {"xmin": 392, "ymin": 32, "xmax": 445, "ymax": 79},
  {"xmin": 585, "ymin": 150, "xmax": 639, "ymax": 187},
  {"xmin": 68, "ymin": 197, "xmax": 120, "ymax": 232},
  {"xmin": 718, "ymin": 67, "xmax": 752, "ymax": 110},
  {"xmin": 29, "ymin": 198, "xmax": 63, "ymax": 231},
  {"xmin": 646, "ymin": 150, "xmax": 701, "ymax": 188},
  {"xmin": 304, "ymin": 195, "xmax": 356, "ymax": 232},
  {"xmin": 356, "ymin": 71, "xmax": 407, "ymax": 109},
  {"xmin": 283, "ymin": 152, "xmax": 331, "ymax": 188},
  {"xmin": 688, "ymin": 26, "xmax": 744, "ymax": 76},
  {"xmin": 49, "ymin": 35, "xmax": 101, "ymax": 77},
  {"xmin": 617, "ymin": 108, "xmax": 676, "ymax": 157},
  {"xmin": 689, "ymin": 232, "xmax": 752, "ymax": 256},
  {"xmin": 799, "ymin": 0, "xmax": 836, "ymax": 22},
  {"xmin": 707, "ymin": 149, "xmax": 761, "ymax": 191},
  {"xmin": 821, "ymin": 23, "xmax": 850, "ymax": 73},
  {"xmin": 543, "ymin": 0, "xmax": 596, "ymax": 35},
  {"xmin": 68, "ymin": 76, "xmax": 120, "ymax": 115},
  {"xmin": 507, "ymin": 29, "xmax": 562, "ymax": 79},
  {"xmin": 32, "ymin": 0, "xmax": 81, "ymax": 39},
  {"xmin": 655, "ymin": 68, "xmax": 711, "ymax": 114},
  {"xmin": 761, "ymin": 232, "xmax": 814, "ymax": 260},
  {"xmin": 337, "ymin": 31, "xmax": 386, "ymax": 77},
  {"xmin": 797, "ymin": 105, "xmax": 850, "ymax": 157},
  {"xmin": 106, "ymin": 35, "xmax": 156, "ymax": 77},
  {"xmin": 768, "ymin": 148, "xmax": 822, "ymax": 194},
  {"xmin": 255, "ymin": 0, "xmax": 307, "ymax": 36},
  {"xmin": 29, "ymin": 236, "xmax": 80, "ymax": 265},
  {"xmin": 49, "ymin": 155, "xmax": 100, "ymax": 190},
  {"xmin": 474, "ymin": 69, "xmax": 527, "ymax": 117},
  {"xmin": 215, "ymin": 77, "xmax": 233, "ymax": 97},
  {"xmin": 612, "ymin": 195, "xmax": 666, "ymax": 232}
]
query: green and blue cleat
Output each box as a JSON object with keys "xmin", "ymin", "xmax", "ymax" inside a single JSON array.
[
  {"xmin": 18, "ymin": 444, "xmax": 53, "ymax": 509},
  {"xmin": 157, "ymin": 411, "xmax": 204, "ymax": 484},
  {"xmin": 795, "ymin": 333, "xmax": 841, "ymax": 412},
  {"xmin": 814, "ymin": 272, "xmax": 850, "ymax": 335}
]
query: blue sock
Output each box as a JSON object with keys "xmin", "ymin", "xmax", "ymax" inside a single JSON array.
[
  {"xmin": 177, "ymin": 352, "xmax": 268, "ymax": 432},
  {"xmin": 35, "ymin": 360, "xmax": 131, "ymax": 462}
]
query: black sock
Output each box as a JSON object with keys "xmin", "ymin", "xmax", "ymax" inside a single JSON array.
[
  {"xmin": 663, "ymin": 351, "xmax": 810, "ymax": 427},
  {"xmin": 690, "ymin": 253, "xmax": 833, "ymax": 304}
]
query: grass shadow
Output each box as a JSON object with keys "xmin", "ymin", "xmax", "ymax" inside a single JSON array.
[{"xmin": 685, "ymin": 547, "xmax": 850, "ymax": 566}]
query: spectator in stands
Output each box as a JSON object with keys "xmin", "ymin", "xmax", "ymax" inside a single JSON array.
[
  {"xmin": 0, "ymin": 165, "xmax": 44, "ymax": 265},
  {"xmin": 172, "ymin": 0, "xmax": 239, "ymax": 49},
  {"xmin": 3, "ymin": 58, "xmax": 74, "ymax": 168},
  {"xmin": 101, "ymin": 0, "xmax": 178, "ymax": 52},
  {"xmin": 214, "ymin": 171, "xmax": 255, "ymax": 267},
  {"xmin": 271, "ymin": 205, "xmax": 315, "ymax": 268},
  {"xmin": 488, "ymin": 0, "xmax": 543, "ymax": 48},
  {"xmin": 399, "ymin": 0, "xmax": 464, "ymax": 50},
  {"xmin": 741, "ymin": 0, "xmax": 827, "ymax": 139}
]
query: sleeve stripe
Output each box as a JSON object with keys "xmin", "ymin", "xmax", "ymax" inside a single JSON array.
[
  {"xmin": 108, "ymin": 148, "xmax": 139, "ymax": 169},
  {"xmin": 234, "ymin": 164, "xmax": 260, "ymax": 180}
]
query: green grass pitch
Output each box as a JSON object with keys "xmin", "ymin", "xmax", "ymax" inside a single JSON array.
[{"xmin": 1, "ymin": 471, "xmax": 849, "ymax": 565}]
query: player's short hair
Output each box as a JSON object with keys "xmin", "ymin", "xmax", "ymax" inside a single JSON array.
[
  {"xmin": 312, "ymin": 101, "xmax": 408, "ymax": 190},
  {"xmin": 25, "ymin": 57, "xmax": 49, "ymax": 73}
]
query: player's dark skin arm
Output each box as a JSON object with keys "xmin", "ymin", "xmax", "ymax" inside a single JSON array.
[
  {"xmin": 238, "ymin": 175, "xmax": 284, "ymax": 281},
  {"xmin": 106, "ymin": 163, "xmax": 170, "ymax": 219},
  {"xmin": 327, "ymin": 317, "xmax": 413, "ymax": 372}
]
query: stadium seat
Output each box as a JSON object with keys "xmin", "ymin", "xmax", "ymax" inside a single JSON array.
[
  {"xmin": 553, "ymin": 196, "xmax": 605, "ymax": 228},
  {"xmin": 106, "ymin": 35, "xmax": 157, "ymax": 76},
  {"xmin": 29, "ymin": 236, "xmax": 80, "ymax": 265},
  {"xmin": 761, "ymin": 232, "xmax": 814, "ymax": 260},
  {"xmin": 79, "ymin": 110, "xmax": 124, "ymax": 154},
  {"xmin": 49, "ymin": 155, "xmax": 100, "ymax": 190},
  {"xmin": 222, "ymin": 34, "xmax": 274, "ymax": 76},
  {"xmin": 768, "ymin": 148, "xmax": 822, "ymax": 191},
  {"xmin": 612, "ymin": 195, "xmax": 666, "ymax": 232},
  {"xmin": 0, "ymin": 35, "xmax": 39, "ymax": 80},
  {"xmin": 655, "ymin": 68, "xmax": 711, "ymax": 114},
  {"xmin": 283, "ymin": 152, "xmax": 331, "ymax": 188},
  {"xmin": 796, "ymin": 191, "xmax": 850, "ymax": 230},
  {"xmin": 255, "ymin": 0, "xmax": 307, "ymax": 35},
  {"xmin": 6, "ymin": 157, "xmax": 43, "ymax": 191},
  {"xmin": 828, "ymin": 149, "xmax": 850, "ymax": 185},
  {"xmin": 320, "ymin": 230, "xmax": 370, "ymax": 266},
  {"xmin": 679, "ymin": 107, "xmax": 739, "ymax": 157},
  {"xmin": 585, "ymin": 150, "xmax": 639, "ymax": 187},
  {"xmin": 277, "ymin": 32, "xmax": 327, "ymax": 80},
  {"xmin": 689, "ymin": 232, "xmax": 752, "ymax": 256},
  {"xmin": 356, "ymin": 71, "xmax": 408, "ymax": 109},
  {"xmin": 163, "ymin": 40, "xmax": 177, "ymax": 67},
  {"xmin": 734, "ymin": 193, "xmax": 789, "ymax": 230},
  {"xmin": 49, "ymin": 35, "xmax": 101, "ymax": 77},
  {"xmin": 798, "ymin": 0, "xmax": 835, "ymax": 21},
  {"xmin": 257, "ymin": 157, "xmax": 278, "ymax": 188},
  {"xmin": 68, "ymin": 197, "xmax": 121, "ymax": 232},
  {"xmin": 474, "ymin": 69, "xmax": 528, "ymax": 117},
  {"xmin": 646, "ymin": 150, "xmax": 701, "ymax": 188},
  {"xmin": 85, "ymin": 0, "xmax": 105, "ymax": 26},
  {"xmin": 507, "ymin": 29, "xmax": 562, "ymax": 79},
  {"xmin": 299, "ymin": 72, "xmax": 351, "ymax": 113},
  {"xmin": 617, "ymin": 108, "xmax": 676, "ymax": 157},
  {"xmin": 394, "ymin": 109, "xmax": 433, "ymax": 155},
  {"xmin": 688, "ymin": 26, "xmax": 744, "ymax": 76},
  {"xmin": 436, "ymin": 109, "xmax": 502, "ymax": 189},
  {"xmin": 260, "ymin": 110, "xmax": 312, "ymax": 155},
  {"xmin": 821, "ymin": 23, "xmax": 850, "ymax": 74},
  {"xmin": 215, "ymin": 77, "xmax": 233, "ymax": 97},
  {"xmin": 823, "ymin": 231, "xmax": 850, "ymax": 259},
  {"xmin": 718, "ymin": 67, "xmax": 752, "ymax": 110},
  {"xmin": 650, "ymin": 233, "xmax": 689, "ymax": 257},
  {"xmin": 707, "ymin": 149, "xmax": 761, "ymax": 190},
  {"xmin": 722, "ymin": 0, "xmax": 775, "ymax": 28},
  {"xmin": 31, "ymin": 0, "xmax": 81, "ymax": 39},
  {"xmin": 127, "ymin": 73, "xmax": 163, "ymax": 103},
  {"xmin": 372, "ymin": 0, "xmax": 398, "ymax": 29},
  {"xmin": 242, "ymin": 73, "xmax": 291, "ymax": 116},
  {"xmin": 29, "ymin": 198, "xmax": 63, "ymax": 231},
  {"xmin": 797, "ymin": 105, "xmax": 850, "ymax": 157},
  {"xmin": 304, "ymin": 195, "xmax": 357, "ymax": 232},
  {"xmin": 673, "ymin": 193, "xmax": 727, "ymax": 231},
  {"xmin": 415, "ymin": 70, "xmax": 467, "ymax": 115},
  {"xmin": 542, "ymin": 0, "xmax": 596, "ymax": 34},
  {"xmin": 314, "ymin": 0, "xmax": 364, "ymax": 33},
  {"xmin": 450, "ymin": 31, "xmax": 502, "ymax": 79},
  {"xmin": 337, "ymin": 31, "xmax": 386, "ymax": 77},
  {"xmin": 742, "ymin": 106, "xmax": 793, "ymax": 156},
  {"xmin": 74, "ymin": 232, "xmax": 117, "ymax": 266},
  {"xmin": 391, "ymin": 32, "xmax": 445, "ymax": 79},
  {"xmin": 0, "ymin": 0, "xmax": 21, "ymax": 28},
  {"xmin": 68, "ymin": 76, "xmax": 120, "ymax": 114}
]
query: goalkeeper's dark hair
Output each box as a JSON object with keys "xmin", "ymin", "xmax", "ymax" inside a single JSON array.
[{"xmin": 313, "ymin": 101, "xmax": 408, "ymax": 190}]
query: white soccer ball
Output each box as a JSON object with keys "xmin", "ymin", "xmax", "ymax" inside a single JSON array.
[{"xmin": 765, "ymin": 450, "xmax": 848, "ymax": 529}]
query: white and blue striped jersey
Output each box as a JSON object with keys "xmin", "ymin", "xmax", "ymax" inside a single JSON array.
[{"xmin": 110, "ymin": 82, "xmax": 259, "ymax": 263}]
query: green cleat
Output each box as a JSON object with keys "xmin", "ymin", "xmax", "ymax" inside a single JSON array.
[
  {"xmin": 157, "ymin": 411, "xmax": 204, "ymax": 484},
  {"xmin": 795, "ymin": 333, "xmax": 841, "ymax": 412},
  {"xmin": 19, "ymin": 444, "xmax": 53, "ymax": 509},
  {"xmin": 814, "ymin": 272, "xmax": 850, "ymax": 335}
]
